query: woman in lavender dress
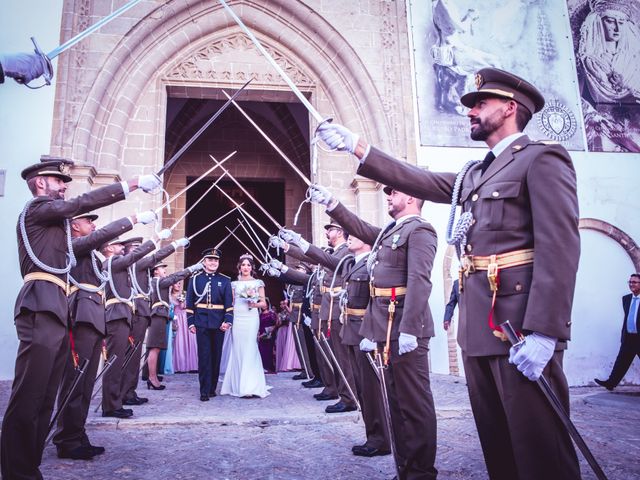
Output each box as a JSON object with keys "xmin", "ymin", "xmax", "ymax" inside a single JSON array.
[
  {"xmin": 275, "ymin": 299, "xmax": 301, "ymax": 372},
  {"xmin": 171, "ymin": 281, "xmax": 198, "ymax": 373}
]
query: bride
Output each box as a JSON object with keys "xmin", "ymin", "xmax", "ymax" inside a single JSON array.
[{"xmin": 221, "ymin": 254, "xmax": 271, "ymax": 398}]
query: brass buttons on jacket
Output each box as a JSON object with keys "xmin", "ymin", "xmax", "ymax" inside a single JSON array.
[
  {"xmin": 471, "ymin": 194, "xmax": 479, "ymax": 201},
  {"xmin": 515, "ymin": 283, "xmax": 523, "ymax": 292},
  {"xmin": 466, "ymin": 244, "xmax": 473, "ymax": 252},
  {"xmin": 492, "ymin": 191, "xmax": 499, "ymax": 198}
]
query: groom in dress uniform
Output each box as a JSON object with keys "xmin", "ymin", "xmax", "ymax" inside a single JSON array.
[{"xmin": 185, "ymin": 248, "xmax": 233, "ymax": 401}]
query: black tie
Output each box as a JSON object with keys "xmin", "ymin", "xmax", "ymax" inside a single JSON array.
[
  {"xmin": 480, "ymin": 151, "xmax": 496, "ymax": 174},
  {"xmin": 383, "ymin": 221, "xmax": 396, "ymax": 236}
]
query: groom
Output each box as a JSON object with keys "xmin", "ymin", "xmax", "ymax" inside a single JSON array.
[{"xmin": 186, "ymin": 248, "xmax": 234, "ymax": 401}]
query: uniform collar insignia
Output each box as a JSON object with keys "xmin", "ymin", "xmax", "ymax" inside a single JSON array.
[{"xmin": 475, "ymin": 73, "xmax": 483, "ymax": 89}]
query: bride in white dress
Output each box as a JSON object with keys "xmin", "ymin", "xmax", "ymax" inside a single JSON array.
[{"xmin": 221, "ymin": 254, "xmax": 271, "ymax": 398}]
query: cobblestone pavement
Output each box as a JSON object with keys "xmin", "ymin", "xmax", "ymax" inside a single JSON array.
[{"xmin": 0, "ymin": 372, "xmax": 638, "ymax": 479}]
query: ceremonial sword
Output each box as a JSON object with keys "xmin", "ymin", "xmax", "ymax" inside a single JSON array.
[
  {"xmin": 188, "ymin": 205, "xmax": 243, "ymax": 242},
  {"xmin": 292, "ymin": 322, "xmax": 312, "ymax": 380},
  {"xmin": 235, "ymin": 217, "xmax": 268, "ymax": 263},
  {"xmin": 224, "ymin": 226, "xmax": 264, "ymax": 265},
  {"xmin": 319, "ymin": 331, "xmax": 361, "ymax": 411},
  {"xmin": 366, "ymin": 350, "xmax": 401, "ymax": 479},
  {"xmin": 500, "ymin": 320, "xmax": 608, "ymax": 480}
]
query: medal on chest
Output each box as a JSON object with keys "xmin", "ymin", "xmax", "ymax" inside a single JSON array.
[{"xmin": 391, "ymin": 234, "xmax": 400, "ymax": 250}]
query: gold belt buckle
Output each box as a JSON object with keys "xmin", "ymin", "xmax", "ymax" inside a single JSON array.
[
  {"xmin": 369, "ymin": 282, "xmax": 375, "ymax": 298},
  {"xmin": 487, "ymin": 255, "xmax": 498, "ymax": 292},
  {"xmin": 462, "ymin": 255, "xmax": 475, "ymax": 277}
]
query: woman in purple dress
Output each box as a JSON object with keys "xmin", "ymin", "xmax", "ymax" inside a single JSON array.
[
  {"xmin": 275, "ymin": 299, "xmax": 301, "ymax": 372},
  {"xmin": 171, "ymin": 281, "xmax": 198, "ymax": 373},
  {"xmin": 258, "ymin": 300, "xmax": 277, "ymax": 373}
]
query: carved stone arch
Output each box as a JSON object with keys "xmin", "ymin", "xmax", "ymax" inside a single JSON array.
[
  {"xmin": 579, "ymin": 218, "xmax": 640, "ymax": 271},
  {"xmin": 71, "ymin": 0, "xmax": 391, "ymax": 179}
]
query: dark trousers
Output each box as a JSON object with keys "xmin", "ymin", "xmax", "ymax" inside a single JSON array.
[
  {"xmin": 195, "ymin": 326, "xmax": 225, "ymax": 396},
  {"xmin": 313, "ymin": 324, "xmax": 338, "ymax": 397},
  {"xmin": 53, "ymin": 323, "xmax": 102, "ymax": 451},
  {"xmin": 292, "ymin": 323, "xmax": 312, "ymax": 378},
  {"xmin": 1, "ymin": 311, "xmax": 69, "ymax": 480},
  {"xmin": 383, "ymin": 338, "xmax": 437, "ymax": 480},
  {"xmin": 329, "ymin": 321, "xmax": 357, "ymax": 407},
  {"xmin": 462, "ymin": 351, "xmax": 580, "ymax": 480},
  {"xmin": 347, "ymin": 345, "xmax": 390, "ymax": 450},
  {"xmin": 302, "ymin": 322, "xmax": 321, "ymax": 378},
  {"xmin": 607, "ymin": 335, "xmax": 640, "ymax": 386},
  {"xmin": 121, "ymin": 313, "xmax": 149, "ymax": 401},
  {"xmin": 102, "ymin": 318, "xmax": 130, "ymax": 412}
]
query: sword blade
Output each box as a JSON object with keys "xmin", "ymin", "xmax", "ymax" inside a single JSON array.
[
  {"xmin": 224, "ymin": 226, "xmax": 263, "ymax": 264},
  {"xmin": 208, "ymin": 154, "xmax": 283, "ymax": 230},
  {"xmin": 218, "ymin": 0, "xmax": 323, "ymax": 123},
  {"xmin": 293, "ymin": 323, "xmax": 312, "ymax": 379},
  {"xmin": 48, "ymin": 0, "xmax": 145, "ymax": 59},
  {"xmin": 374, "ymin": 352, "xmax": 401, "ymax": 479},
  {"xmin": 500, "ymin": 321, "xmax": 608, "ymax": 480},
  {"xmin": 222, "ymin": 90, "xmax": 312, "ymax": 186},
  {"xmin": 157, "ymin": 79, "xmax": 252, "ymax": 176},
  {"xmin": 170, "ymin": 173, "xmax": 228, "ymax": 230},
  {"xmin": 156, "ymin": 151, "xmax": 235, "ymax": 213},
  {"xmin": 188, "ymin": 204, "xmax": 243, "ymax": 241},
  {"xmin": 312, "ymin": 335, "xmax": 335, "ymax": 375},
  {"xmin": 215, "ymin": 222, "xmax": 243, "ymax": 249},
  {"xmin": 236, "ymin": 217, "xmax": 268, "ymax": 262}
]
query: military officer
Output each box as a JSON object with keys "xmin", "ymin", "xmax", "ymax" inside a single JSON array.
[
  {"xmin": 280, "ymin": 225, "xmax": 359, "ymax": 414},
  {"xmin": 317, "ymin": 67, "xmax": 581, "ymax": 479},
  {"xmin": 310, "ymin": 184, "xmax": 438, "ymax": 479},
  {"xmin": 146, "ymin": 261, "xmax": 203, "ymax": 389},
  {"xmin": 100, "ymin": 234, "xmax": 160, "ymax": 418},
  {"xmin": 185, "ymin": 248, "xmax": 233, "ymax": 401},
  {"xmin": 52, "ymin": 209, "xmax": 156, "ymax": 460},
  {"xmin": 1, "ymin": 157, "xmax": 161, "ymax": 480},
  {"xmin": 121, "ymin": 235, "xmax": 190, "ymax": 406}
]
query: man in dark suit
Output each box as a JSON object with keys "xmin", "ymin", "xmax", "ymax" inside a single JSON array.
[
  {"xmin": 1, "ymin": 157, "xmax": 160, "ymax": 480},
  {"xmin": 185, "ymin": 248, "xmax": 233, "ymax": 401},
  {"xmin": 595, "ymin": 273, "xmax": 640, "ymax": 390},
  {"xmin": 443, "ymin": 279, "xmax": 459, "ymax": 332},
  {"xmin": 317, "ymin": 67, "xmax": 581, "ymax": 479}
]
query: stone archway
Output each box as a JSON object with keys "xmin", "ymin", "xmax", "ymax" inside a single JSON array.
[{"xmin": 579, "ymin": 218, "xmax": 640, "ymax": 271}]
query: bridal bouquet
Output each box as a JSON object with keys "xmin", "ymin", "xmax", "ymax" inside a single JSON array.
[
  {"xmin": 238, "ymin": 284, "xmax": 260, "ymax": 303},
  {"xmin": 259, "ymin": 326, "xmax": 274, "ymax": 341}
]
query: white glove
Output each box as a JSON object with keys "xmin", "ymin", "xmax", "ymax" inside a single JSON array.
[
  {"xmin": 188, "ymin": 263, "xmax": 204, "ymax": 273},
  {"xmin": 398, "ymin": 333, "xmax": 418, "ymax": 355},
  {"xmin": 509, "ymin": 332, "xmax": 557, "ymax": 381},
  {"xmin": 279, "ymin": 228, "xmax": 310, "ymax": 252},
  {"xmin": 359, "ymin": 338, "xmax": 377, "ymax": 352},
  {"xmin": 265, "ymin": 267, "xmax": 281, "ymax": 278},
  {"xmin": 157, "ymin": 229, "xmax": 171, "ymax": 240},
  {"xmin": 136, "ymin": 210, "xmax": 157, "ymax": 225},
  {"xmin": 316, "ymin": 122, "xmax": 359, "ymax": 154},
  {"xmin": 309, "ymin": 184, "xmax": 333, "ymax": 207},
  {"xmin": 268, "ymin": 235, "xmax": 287, "ymax": 250},
  {"xmin": 0, "ymin": 52, "xmax": 50, "ymax": 83},
  {"xmin": 138, "ymin": 174, "xmax": 162, "ymax": 193},
  {"xmin": 172, "ymin": 237, "xmax": 190, "ymax": 248},
  {"xmin": 303, "ymin": 315, "xmax": 312, "ymax": 327},
  {"xmin": 269, "ymin": 258, "xmax": 284, "ymax": 270}
]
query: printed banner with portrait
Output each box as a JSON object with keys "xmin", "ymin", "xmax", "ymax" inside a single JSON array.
[
  {"xmin": 410, "ymin": 0, "xmax": 585, "ymax": 150},
  {"xmin": 568, "ymin": 0, "xmax": 640, "ymax": 152}
]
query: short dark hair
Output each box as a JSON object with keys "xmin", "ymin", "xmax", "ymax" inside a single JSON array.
[
  {"xmin": 631, "ymin": 273, "xmax": 640, "ymax": 280},
  {"xmin": 514, "ymin": 102, "xmax": 533, "ymax": 130},
  {"xmin": 415, "ymin": 197, "xmax": 425, "ymax": 209},
  {"xmin": 27, "ymin": 177, "xmax": 38, "ymax": 195}
]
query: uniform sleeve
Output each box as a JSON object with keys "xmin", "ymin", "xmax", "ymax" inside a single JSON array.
[
  {"xmin": 522, "ymin": 146, "xmax": 580, "ymax": 340},
  {"xmin": 400, "ymin": 223, "xmax": 437, "ymax": 337},
  {"xmin": 224, "ymin": 279, "xmax": 234, "ymax": 324},
  {"xmin": 111, "ymin": 240, "xmax": 156, "ymax": 271},
  {"xmin": 185, "ymin": 276, "xmax": 196, "ymax": 327},
  {"xmin": 137, "ymin": 243, "xmax": 176, "ymax": 269},
  {"xmin": 305, "ymin": 244, "xmax": 341, "ymax": 270},
  {"xmin": 72, "ymin": 217, "xmax": 134, "ymax": 256},
  {"xmin": 159, "ymin": 268, "xmax": 192, "ymax": 288}
]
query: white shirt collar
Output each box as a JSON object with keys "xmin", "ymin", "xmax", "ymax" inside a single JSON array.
[
  {"xmin": 491, "ymin": 132, "xmax": 526, "ymax": 158},
  {"xmin": 355, "ymin": 251, "xmax": 370, "ymax": 263},
  {"xmin": 394, "ymin": 213, "xmax": 420, "ymax": 226}
]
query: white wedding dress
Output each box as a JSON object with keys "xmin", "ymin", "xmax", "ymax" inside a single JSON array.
[{"xmin": 220, "ymin": 279, "xmax": 271, "ymax": 398}]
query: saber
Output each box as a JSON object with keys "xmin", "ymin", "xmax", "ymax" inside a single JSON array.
[
  {"xmin": 293, "ymin": 323, "xmax": 312, "ymax": 379},
  {"xmin": 156, "ymin": 152, "xmax": 234, "ymax": 213},
  {"xmin": 157, "ymin": 80, "xmax": 252, "ymax": 176},
  {"xmin": 47, "ymin": 0, "xmax": 145, "ymax": 60},
  {"xmin": 236, "ymin": 218, "xmax": 268, "ymax": 263},
  {"xmin": 319, "ymin": 331, "xmax": 361, "ymax": 411},
  {"xmin": 237, "ymin": 210, "xmax": 271, "ymax": 261},
  {"xmin": 170, "ymin": 173, "xmax": 228, "ymax": 230},
  {"xmin": 215, "ymin": 222, "xmax": 243, "ymax": 249},
  {"xmin": 218, "ymin": 0, "xmax": 323, "ymax": 123},
  {"xmin": 121, "ymin": 340, "xmax": 143, "ymax": 373},
  {"xmin": 222, "ymin": 90, "xmax": 311, "ymax": 186},
  {"xmin": 500, "ymin": 320, "xmax": 608, "ymax": 480},
  {"xmin": 366, "ymin": 351, "xmax": 401, "ymax": 479},
  {"xmin": 88, "ymin": 354, "xmax": 118, "ymax": 408},
  {"xmin": 225, "ymin": 226, "xmax": 264, "ymax": 265},
  {"xmin": 45, "ymin": 358, "xmax": 90, "ymax": 446},
  {"xmin": 210, "ymin": 175, "xmax": 272, "ymax": 238},
  {"xmin": 209, "ymin": 154, "xmax": 283, "ymax": 230},
  {"xmin": 188, "ymin": 205, "xmax": 243, "ymax": 241},
  {"xmin": 312, "ymin": 335, "xmax": 335, "ymax": 375}
]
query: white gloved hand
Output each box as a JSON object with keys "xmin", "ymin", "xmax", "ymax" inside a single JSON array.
[
  {"xmin": 157, "ymin": 229, "xmax": 171, "ymax": 240},
  {"xmin": 269, "ymin": 258, "xmax": 284, "ymax": 270},
  {"xmin": 316, "ymin": 122, "xmax": 359, "ymax": 154},
  {"xmin": 308, "ymin": 184, "xmax": 333, "ymax": 207},
  {"xmin": 265, "ymin": 267, "xmax": 281, "ymax": 278},
  {"xmin": 268, "ymin": 235, "xmax": 287, "ymax": 250},
  {"xmin": 303, "ymin": 315, "xmax": 312, "ymax": 327},
  {"xmin": 138, "ymin": 174, "xmax": 162, "ymax": 193},
  {"xmin": 509, "ymin": 332, "xmax": 557, "ymax": 381},
  {"xmin": 279, "ymin": 228, "xmax": 310, "ymax": 252},
  {"xmin": 136, "ymin": 210, "xmax": 157, "ymax": 225},
  {"xmin": 359, "ymin": 338, "xmax": 377, "ymax": 352},
  {"xmin": 172, "ymin": 237, "xmax": 190, "ymax": 248},
  {"xmin": 0, "ymin": 52, "xmax": 49, "ymax": 83},
  {"xmin": 398, "ymin": 332, "xmax": 418, "ymax": 355},
  {"xmin": 188, "ymin": 263, "xmax": 204, "ymax": 273}
]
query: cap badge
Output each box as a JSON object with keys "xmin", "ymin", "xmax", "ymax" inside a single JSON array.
[
  {"xmin": 475, "ymin": 73, "xmax": 483, "ymax": 90},
  {"xmin": 59, "ymin": 163, "xmax": 71, "ymax": 176}
]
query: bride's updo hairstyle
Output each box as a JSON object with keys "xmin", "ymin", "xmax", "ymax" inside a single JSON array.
[{"xmin": 237, "ymin": 253, "xmax": 255, "ymax": 277}]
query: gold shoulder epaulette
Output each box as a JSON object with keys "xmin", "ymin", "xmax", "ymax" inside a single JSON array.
[{"xmin": 218, "ymin": 272, "xmax": 230, "ymax": 279}]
